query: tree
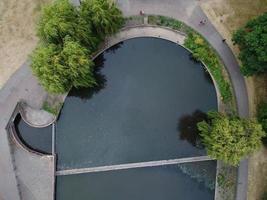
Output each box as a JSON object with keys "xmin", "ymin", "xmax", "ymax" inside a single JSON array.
[
  {"xmin": 37, "ymin": 0, "xmax": 77, "ymax": 44},
  {"xmin": 61, "ymin": 38, "xmax": 96, "ymax": 88},
  {"xmin": 31, "ymin": 39, "xmax": 95, "ymax": 94},
  {"xmin": 80, "ymin": 0, "xmax": 124, "ymax": 38},
  {"xmin": 32, "ymin": 0, "xmax": 124, "ymax": 94},
  {"xmin": 37, "ymin": 0, "xmax": 97, "ymax": 50},
  {"xmin": 232, "ymin": 12, "xmax": 267, "ymax": 76},
  {"xmin": 198, "ymin": 111, "xmax": 264, "ymax": 166}
]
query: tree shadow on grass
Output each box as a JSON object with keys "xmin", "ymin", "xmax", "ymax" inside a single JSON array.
[{"xmin": 178, "ymin": 110, "xmax": 207, "ymax": 149}]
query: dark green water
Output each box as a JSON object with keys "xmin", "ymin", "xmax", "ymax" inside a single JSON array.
[
  {"xmin": 14, "ymin": 114, "xmax": 52, "ymax": 154},
  {"xmin": 56, "ymin": 161, "xmax": 216, "ymax": 200},
  {"xmin": 56, "ymin": 38, "xmax": 217, "ymax": 170},
  {"xmin": 13, "ymin": 37, "xmax": 218, "ymax": 200}
]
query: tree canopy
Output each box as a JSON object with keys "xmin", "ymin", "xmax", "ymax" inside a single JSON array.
[
  {"xmin": 37, "ymin": 0, "xmax": 78, "ymax": 44},
  {"xmin": 80, "ymin": 0, "xmax": 124, "ymax": 38},
  {"xmin": 198, "ymin": 111, "xmax": 264, "ymax": 166},
  {"xmin": 232, "ymin": 12, "xmax": 267, "ymax": 76},
  {"xmin": 31, "ymin": 39, "xmax": 95, "ymax": 93},
  {"xmin": 32, "ymin": 0, "xmax": 124, "ymax": 94}
]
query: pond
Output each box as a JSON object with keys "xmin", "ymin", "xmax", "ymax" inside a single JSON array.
[
  {"xmin": 15, "ymin": 37, "xmax": 218, "ymax": 200},
  {"xmin": 56, "ymin": 37, "xmax": 217, "ymax": 170},
  {"xmin": 14, "ymin": 114, "xmax": 52, "ymax": 154}
]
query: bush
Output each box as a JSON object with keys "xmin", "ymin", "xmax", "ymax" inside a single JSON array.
[
  {"xmin": 198, "ymin": 111, "xmax": 264, "ymax": 166},
  {"xmin": 184, "ymin": 33, "xmax": 232, "ymax": 102},
  {"xmin": 232, "ymin": 12, "xmax": 267, "ymax": 76},
  {"xmin": 258, "ymin": 102, "xmax": 267, "ymax": 132},
  {"xmin": 257, "ymin": 102, "xmax": 267, "ymax": 144}
]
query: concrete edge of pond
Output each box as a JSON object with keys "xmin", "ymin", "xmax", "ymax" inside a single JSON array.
[
  {"xmin": 19, "ymin": 101, "xmax": 56, "ymax": 128},
  {"xmin": 94, "ymin": 25, "xmax": 223, "ymax": 111},
  {"xmin": 5, "ymin": 102, "xmax": 56, "ymax": 200},
  {"xmin": 6, "ymin": 102, "xmax": 53, "ymax": 156}
]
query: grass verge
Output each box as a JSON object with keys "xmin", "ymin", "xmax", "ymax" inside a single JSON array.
[{"xmin": 42, "ymin": 101, "xmax": 62, "ymax": 116}]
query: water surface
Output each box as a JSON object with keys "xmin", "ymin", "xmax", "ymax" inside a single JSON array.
[
  {"xmin": 56, "ymin": 38, "xmax": 217, "ymax": 169},
  {"xmin": 14, "ymin": 114, "xmax": 52, "ymax": 154},
  {"xmin": 56, "ymin": 161, "xmax": 216, "ymax": 200}
]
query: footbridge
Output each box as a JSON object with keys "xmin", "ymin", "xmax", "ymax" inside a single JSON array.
[{"xmin": 56, "ymin": 156, "xmax": 213, "ymax": 176}]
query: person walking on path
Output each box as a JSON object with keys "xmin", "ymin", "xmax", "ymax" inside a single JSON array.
[{"xmin": 199, "ymin": 19, "xmax": 207, "ymax": 26}]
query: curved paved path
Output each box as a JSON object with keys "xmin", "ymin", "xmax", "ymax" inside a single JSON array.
[{"xmin": 116, "ymin": 1, "xmax": 249, "ymax": 200}]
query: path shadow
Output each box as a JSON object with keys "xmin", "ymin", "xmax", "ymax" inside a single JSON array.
[{"xmin": 178, "ymin": 110, "xmax": 207, "ymax": 149}]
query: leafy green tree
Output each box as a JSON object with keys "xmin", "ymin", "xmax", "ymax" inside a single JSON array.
[
  {"xmin": 38, "ymin": 0, "xmax": 97, "ymax": 49},
  {"xmin": 61, "ymin": 38, "xmax": 96, "ymax": 88},
  {"xmin": 80, "ymin": 0, "xmax": 124, "ymax": 38},
  {"xmin": 232, "ymin": 12, "xmax": 267, "ymax": 76},
  {"xmin": 37, "ymin": 0, "xmax": 77, "ymax": 44},
  {"xmin": 33, "ymin": 0, "xmax": 124, "ymax": 94},
  {"xmin": 198, "ymin": 111, "xmax": 264, "ymax": 166},
  {"xmin": 31, "ymin": 39, "xmax": 95, "ymax": 93}
]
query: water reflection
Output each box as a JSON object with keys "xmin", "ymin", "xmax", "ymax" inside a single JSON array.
[
  {"xmin": 68, "ymin": 54, "xmax": 107, "ymax": 101},
  {"xmin": 105, "ymin": 42, "xmax": 123, "ymax": 54},
  {"xmin": 14, "ymin": 114, "xmax": 52, "ymax": 154},
  {"xmin": 177, "ymin": 161, "xmax": 216, "ymax": 190},
  {"xmin": 178, "ymin": 110, "xmax": 207, "ymax": 149}
]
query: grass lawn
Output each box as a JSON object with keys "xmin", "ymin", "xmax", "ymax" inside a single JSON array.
[{"xmin": 0, "ymin": 0, "xmax": 51, "ymax": 88}]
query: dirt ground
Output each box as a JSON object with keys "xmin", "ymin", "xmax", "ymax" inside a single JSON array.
[
  {"xmin": 0, "ymin": 0, "xmax": 50, "ymax": 88},
  {"xmin": 200, "ymin": 0, "xmax": 267, "ymax": 199}
]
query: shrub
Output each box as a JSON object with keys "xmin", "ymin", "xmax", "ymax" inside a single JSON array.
[
  {"xmin": 185, "ymin": 33, "xmax": 232, "ymax": 102},
  {"xmin": 198, "ymin": 111, "xmax": 264, "ymax": 166},
  {"xmin": 258, "ymin": 102, "xmax": 267, "ymax": 132},
  {"xmin": 232, "ymin": 12, "xmax": 267, "ymax": 76},
  {"xmin": 257, "ymin": 102, "xmax": 267, "ymax": 144}
]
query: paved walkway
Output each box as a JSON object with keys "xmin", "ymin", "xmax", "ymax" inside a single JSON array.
[
  {"xmin": 21, "ymin": 102, "xmax": 56, "ymax": 128},
  {"xmin": 116, "ymin": 2, "xmax": 249, "ymax": 200}
]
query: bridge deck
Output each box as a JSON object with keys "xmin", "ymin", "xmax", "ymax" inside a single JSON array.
[{"xmin": 56, "ymin": 156, "xmax": 213, "ymax": 176}]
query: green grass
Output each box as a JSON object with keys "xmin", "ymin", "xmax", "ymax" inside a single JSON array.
[
  {"xmin": 42, "ymin": 101, "xmax": 62, "ymax": 115},
  {"xmin": 147, "ymin": 15, "xmax": 233, "ymax": 103}
]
